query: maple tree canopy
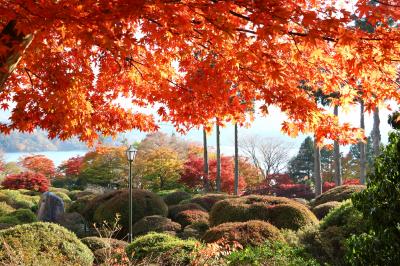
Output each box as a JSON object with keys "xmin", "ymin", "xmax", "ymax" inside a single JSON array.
[{"xmin": 0, "ymin": 0, "xmax": 399, "ymax": 143}]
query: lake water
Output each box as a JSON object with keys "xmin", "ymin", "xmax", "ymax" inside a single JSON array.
[{"xmin": 4, "ymin": 150, "xmax": 88, "ymax": 166}]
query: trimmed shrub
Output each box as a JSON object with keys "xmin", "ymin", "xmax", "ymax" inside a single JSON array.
[
  {"xmin": 180, "ymin": 221, "xmax": 209, "ymax": 239},
  {"xmin": 52, "ymin": 191, "xmax": 72, "ymax": 206},
  {"xmin": 311, "ymin": 201, "xmax": 340, "ymax": 220},
  {"xmin": 163, "ymin": 191, "xmax": 192, "ymax": 206},
  {"xmin": 91, "ymin": 189, "xmax": 168, "ymax": 236},
  {"xmin": 82, "ymin": 190, "xmax": 125, "ymax": 221},
  {"xmin": 245, "ymin": 182, "xmax": 315, "ymax": 200},
  {"xmin": 0, "ymin": 208, "xmax": 37, "ymax": 225},
  {"xmin": 1, "ymin": 172, "xmax": 49, "ymax": 192},
  {"xmin": 48, "ymin": 187, "xmax": 70, "ymax": 194},
  {"xmin": 203, "ymin": 220, "xmax": 284, "ymax": 247},
  {"xmin": 126, "ymin": 232, "xmax": 199, "ymax": 265},
  {"xmin": 227, "ymin": 240, "xmax": 319, "ymax": 266},
  {"xmin": 0, "ymin": 202, "xmax": 15, "ymax": 216},
  {"xmin": 68, "ymin": 194, "xmax": 96, "ymax": 214},
  {"xmin": 210, "ymin": 195, "xmax": 318, "ymax": 230},
  {"xmin": 186, "ymin": 193, "xmax": 232, "ymax": 211},
  {"xmin": 0, "ymin": 189, "xmax": 40, "ymax": 211},
  {"xmin": 168, "ymin": 203, "xmax": 206, "ymax": 220},
  {"xmin": 132, "ymin": 215, "xmax": 181, "ymax": 237},
  {"xmin": 81, "ymin": 237, "xmax": 128, "ymax": 252},
  {"xmin": 175, "ymin": 209, "xmax": 209, "ymax": 228},
  {"xmin": 68, "ymin": 190, "xmax": 94, "ymax": 201},
  {"xmin": 311, "ymin": 185, "xmax": 365, "ymax": 207},
  {"xmin": 0, "ymin": 222, "xmax": 94, "ymax": 265}
]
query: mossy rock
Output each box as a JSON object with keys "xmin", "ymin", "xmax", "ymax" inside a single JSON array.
[
  {"xmin": 163, "ymin": 191, "xmax": 192, "ymax": 206},
  {"xmin": 311, "ymin": 185, "xmax": 366, "ymax": 207},
  {"xmin": 185, "ymin": 193, "xmax": 233, "ymax": 211},
  {"xmin": 0, "ymin": 222, "xmax": 94, "ymax": 265},
  {"xmin": 0, "ymin": 190, "xmax": 40, "ymax": 211},
  {"xmin": 90, "ymin": 189, "xmax": 168, "ymax": 236},
  {"xmin": 203, "ymin": 220, "xmax": 284, "ymax": 247},
  {"xmin": 126, "ymin": 232, "xmax": 199, "ymax": 265},
  {"xmin": 0, "ymin": 202, "xmax": 15, "ymax": 216},
  {"xmin": 0, "ymin": 208, "xmax": 37, "ymax": 225},
  {"xmin": 210, "ymin": 195, "xmax": 318, "ymax": 230},
  {"xmin": 132, "ymin": 215, "xmax": 181, "ymax": 237},
  {"xmin": 175, "ymin": 209, "xmax": 209, "ymax": 228},
  {"xmin": 312, "ymin": 201, "xmax": 341, "ymax": 220},
  {"xmin": 168, "ymin": 203, "xmax": 206, "ymax": 220}
]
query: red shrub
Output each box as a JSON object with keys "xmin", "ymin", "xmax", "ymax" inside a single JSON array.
[
  {"xmin": 19, "ymin": 155, "xmax": 56, "ymax": 178},
  {"xmin": 1, "ymin": 172, "xmax": 50, "ymax": 192},
  {"xmin": 180, "ymin": 154, "xmax": 246, "ymax": 194},
  {"xmin": 323, "ymin": 179, "xmax": 361, "ymax": 192}
]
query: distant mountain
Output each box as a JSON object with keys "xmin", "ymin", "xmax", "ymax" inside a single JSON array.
[{"xmin": 0, "ymin": 130, "xmax": 87, "ymax": 152}]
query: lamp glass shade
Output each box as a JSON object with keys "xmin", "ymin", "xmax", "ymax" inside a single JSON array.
[{"xmin": 126, "ymin": 145, "xmax": 137, "ymax": 161}]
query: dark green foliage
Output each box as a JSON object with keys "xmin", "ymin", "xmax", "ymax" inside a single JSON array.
[
  {"xmin": 126, "ymin": 232, "xmax": 199, "ymax": 265},
  {"xmin": 209, "ymin": 195, "xmax": 318, "ymax": 230},
  {"xmin": 348, "ymin": 131, "xmax": 400, "ymax": 265},
  {"xmin": 0, "ymin": 202, "xmax": 14, "ymax": 216},
  {"xmin": 288, "ymin": 137, "xmax": 314, "ymax": 182},
  {"xmin": 0, "ymin": 208, "xmax": 37, "ymax": 225},
  {"xmin": 82, "ymin": 190, "xmax": 123, "ymax": 221},
  {"xmin": 168, "ymin": 203, "xmax": 206, "ymax": 220},
  {"xmin": 311, "ymin": 185, "xmax": 365, "ymax": 207},
  {"xmin": 312, "ymin": 201, "xmax": 341, "ymax": 220},
  {"xmin": 0, "ymin": 222, "xmax": 94, "ymax": 265},
  {"xmin": 68, "ymin": 194, "xmax": 96, "ymax": 214},
  {"xmin": 227, "ymin": 240, "xmax": 320, "ymax": 266},
  {"xmin": 163, "ymin": 191, "xmax": 192, "ymax": 206},
  {"xmin": 203, "ymin": 220, "xmax": 284, "ymax": 247},
  {"xmin": 91, "ymin": 189, "xmax": 168, "ymax": 236},
  {"xmin": 132, "ymin": 215, "xmax": 181, "ymax": 237}
]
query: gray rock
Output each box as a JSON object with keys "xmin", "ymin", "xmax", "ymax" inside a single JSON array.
[{"xmin": 37, "ymin": 192, "xmax": 65, "ymax": 222}]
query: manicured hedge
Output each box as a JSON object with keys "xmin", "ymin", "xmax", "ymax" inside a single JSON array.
[
  {"xmin": 203, "ymin": 220, "xmax": 284, "ymax": 247},
  {"xmin": 209, "ymin": 195, "xmax": 318, "ymax": 230},
  {"xmin": 163, "ymin": 191, "xmax": 192, "ymax": 206},
  {"xmin": 132, "ymin": 215, "xmax": 181, "ymax": 237},
  {"xmin": 311, "ymin": 185, "xmax": 365, "ymax": 207},
  {"xmin": 175, "ymin": 209, "xmax": 209, "ymax": 228},
  {"xmin": 0, "ymin": 222, "xmax": 94, "ymax": 265},
  {"xmin": 184, "ymin": 193, "xmax": 232, "ymax": 211},
  {"xmin": 0, "ymin": 208, "xmax": 37, "ymax": 225},
  {"xmin": 0, "ymin": 189, "xmax": 40, "ymax": 211},
  {"xmin": 312, "ymin": 201, "xmax": 340, "ymax": 220},
  {"xmin": 168, "ymin": 203, "xmax": 206, "ymax": 220}
]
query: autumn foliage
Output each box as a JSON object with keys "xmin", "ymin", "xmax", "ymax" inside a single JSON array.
[
  {"xmin": 58, "ymin": 156, "xmax": 84, "ymax": 177},
  {"xmin": 1, "ymin": 1, "xmax": 399, "ymax": 144},
  {"xmin": 19, "ymin": 155, "xmax": 56, "ymax": 178},
  {"xmin": 180, "ymin": 154, "xmax": 246, "ymax": 194},
  {"xmin": 323, "ymin": 179, "xmax": 361, "ymax": 192},
  {"xmin": 1, "ymin": 171, "xmax": 50, "ymax": 192}
]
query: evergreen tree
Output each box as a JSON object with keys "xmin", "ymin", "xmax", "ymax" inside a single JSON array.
[{"xmin": 288, "ymin": 137, "xmax": 314, "ymax": 182}]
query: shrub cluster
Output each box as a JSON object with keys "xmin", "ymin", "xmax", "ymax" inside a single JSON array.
[
  {"xmin": 168, "ymin": 203, "xmax": 206, "ymax": 220},
  {"xmin": 163, "ymin": 191, "xmax": 192, "ymax": 206},
  {"xmin": 1, "ymin": 172, "xmax": 49, "ymax": 192},
  {"xmin": 311, "ymin": 201, "xmax": 340, "ymax": 220},
  {"xmin": 245, "ymin": 181, "xmax": 314, "ymax": 200},
  {"xmin": 0, "ymin": 189, "xmax": 40, "ymax": 211},
  {"xmin": 203, "ymin": 220, "xmax": 284, "ymax": 247},
  {"xmin": 132, "ymin": 215, "xmax": 181, "ymax": 237},
  {"xmin": 0, "ymin": 222, "xmax": 94, "ymax": 265},
  {"xmin": 210, "ymin": 195, "xmax": 318, "ymax": 230},
  {"xmin": 0, "ymin": 208, "xmax": 37, "ymax": 226},
  {"xmin": 175, "ymin": 209, "xmax": 209, "ymax": 228}
]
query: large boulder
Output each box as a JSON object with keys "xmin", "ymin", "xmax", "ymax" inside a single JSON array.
[
  {"xmin": 37, "ymin": 192, "xmax": 65, "ymax": 222},
  {"xmin": 0, "ymin": 222, "xmax": 94, "ymax": 265},
  {"xmin": 86, "ymin": 189, "xmax": 168, "ymax": 236},
  {"xmin": 203, "ymin": 220, "xmax": 284, "ymax": 247},
  {"xmin": 311, "ymin": 185, "xmax": 366, "ymax": 207},
  {"xmin": 132, "ymin": 215, "xmax": 181, "ymax": 237},
  {"xmin": 210, "ymin": 195, "xmax": 318, "ymax": 230}
]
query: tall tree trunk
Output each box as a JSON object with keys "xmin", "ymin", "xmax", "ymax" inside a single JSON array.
[
  {"xmin": 234, "ymin": 123, "xmax": 239, "ymax": 195},
  {"xmin": 216, "ymin": 121, "xmax": 221, "ymax": 192},
  {"xmin": 360, "ymin": 100, "xmax": 367, "ymax": 184},
  {"xmin": 333, "ymin": 105, "xmax": 342, "ymax": 186},
  {"xmin": 0, "ymin": 20, "xmax": 34, "ymax": 89},
  {"xmin": 203, "ymin": 128, "xmax": 210, "ymax": 192},
  {"xmin": 372, "ymin": 106, "xmax": 381, "ymax": 158},
  {"xmin": 313, "ymin": 139, "xmax": 322, "ymax": 196}
]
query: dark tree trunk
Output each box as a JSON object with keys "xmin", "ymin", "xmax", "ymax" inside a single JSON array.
[
  {"xmin": 234, "ymin": 123, "xmax": 239, "ymax": 195},
  {"xmin": 313, "ymin": 139, "xmax": 322, "ymax": 196},
  {"xmin": 360, "ymin": 100, "xmax": 367, "ymax": 184},
  {"xmin": 203, "ymin": 128, "xmax": 210, "ymax": 192},
  {"xmin": 216, "ymin": 121, "xmax": 221, "ymax": 192},
  {"xmin": 333, "ymin": 105, "xmax": 342, "ymax": 186}
]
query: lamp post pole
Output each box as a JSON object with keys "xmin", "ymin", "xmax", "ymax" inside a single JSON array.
[
  {"xmin": 128, "ymin": 157, "xmax": 132, "ymax": 243},
  {"xmin": 126, "ymin": 144, "xmax": 137, "ymax": 243}
]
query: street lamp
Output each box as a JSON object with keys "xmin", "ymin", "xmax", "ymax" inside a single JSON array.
[{"xmin": 126, "ymin": 144, "xmax": 137, "ymax": 243}]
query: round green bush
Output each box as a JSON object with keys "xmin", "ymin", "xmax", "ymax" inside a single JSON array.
[
  {"xmin": 0, "ymin": 208, "xmax": 37, "ymax": 225},
  {"xmin": 203, "ymin": 220, "xmax": 284, "ymax": 247},
  {"xmin": 0, "ymin": 222, "xmax": 94, "ymax": 265},
  {"xmin": 168, "ymin": 203, "xmax": 206, "ymax": 220},
  {"xmin": 311, "ymin": 185, "xmax": 365, "ymax": 207},
  {"xmin": 0, "ymin": 202, "xmax": 15, "ymax": 216},
  {"xmin": 0, "ymin": 189, "xmax": 40, "ymax": 211},
  {"xmin": 312, "ymin": 201, "xmax": 340, "ymax": 220},
  {"xmin": 126, "ymin": 232, "xmax": 199, "ymax": 264},
  {"xmin": 186, "ymin": 193, "xmax": 232, "ymax": 211},
  {"xmin": 163, "ymin": 191, "xmax": 192, "ymax": 206},
  {"xmin": 91, "ymin": 189, "xmax": 168, "ymax": 236},
  {"xmin": 68, "ymin": 190, "xmax": 95, "ymax": 201},
  {"xmin": 82, "ymin": 190, "xmax": 121, "ymax": 221},
  {"xmin": 175, "ymin": 209, "xmax": 209, "ymax": 228},
  {"xmin": 210, "ymin": 195, "xmax": 318, "ymax": 230},
  {"xmin": 49, "ymin": 187, "xmax": 70, "ymax": 194},
  {"xmin": 81, "ymin": 236, "xmax": 128, "ymax": 252},
  {"xmin": 68, "ymin": 194, "xmax": 96, "ymax": 214},
  {"xmin": 132, "ymin": 215, "xmax": 181, "ymax": 237}
]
